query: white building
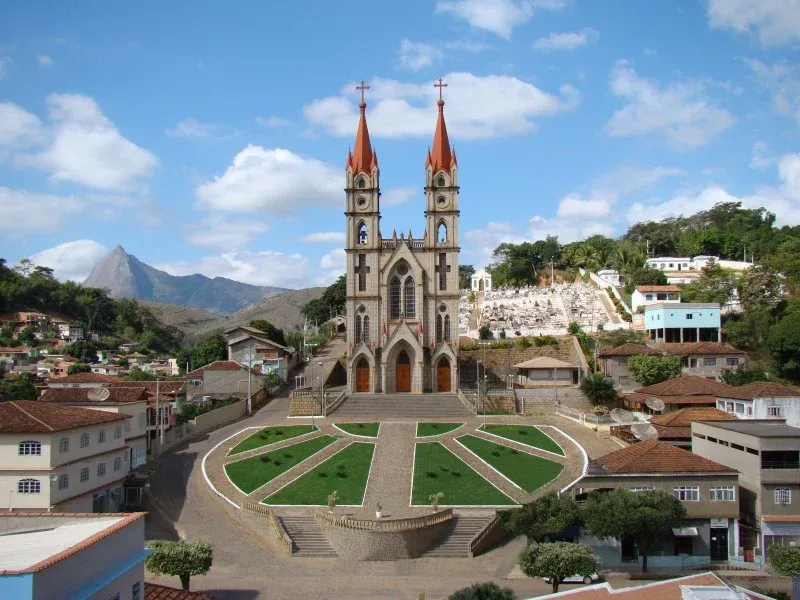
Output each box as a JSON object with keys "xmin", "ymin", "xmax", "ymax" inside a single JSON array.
[
  {"xmin": 471, "ymin": 268, "xmax": 493, "ymax": 293},
  {"xmin": 596, "ymin": 268, "xmax": 621, "ymax": 287},
  {"xmin": 0, "ymin": 401, "xmax": 131, "ymax": 512},
  {"xmin": 47, "ymin": 372, "xmax": 122, "ymax": 388},
  {"xmin": 716, "ymin": 382, "xmax": 800, "ymax": 428},
  {"xmin": 57, "ymin": 323, "xmax": 84, "ymax": 343},
  {"xmin": 630, "ymin": 285, "xmax": 682, "ymax": 313}
]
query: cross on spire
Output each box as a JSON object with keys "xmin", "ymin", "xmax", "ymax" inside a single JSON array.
[
  {"xmin": 356, "ymin": 80, "xmax": 370, "ymax": 105},
  {"xmin": 434, "ymin": 77, "xmax": 447, "ymax": 102}
]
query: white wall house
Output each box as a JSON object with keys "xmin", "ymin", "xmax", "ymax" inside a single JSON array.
[
  {"xmin": 716, "ymin": 382, "xmax": 800, "ymax": 428},
  {"xmin": 57, "ymin": 323, "xmax": 84, "ymax": 343},
  {"xmin": 471, "ymin": 267, "xmax": 492, "ymax": 293},
  {"xmin": 631, "ymin": 285, "xmax": 682, "ymax": 313}
]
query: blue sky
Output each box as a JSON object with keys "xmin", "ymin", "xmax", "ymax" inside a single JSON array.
[{"xmin": 1, "ymin": 0, "xmax": 799, "ymax": 288}]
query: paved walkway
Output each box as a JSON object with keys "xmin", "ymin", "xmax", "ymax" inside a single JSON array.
[{"xmin": 361, "ymin": 422, "xmax": 416, "ymax": 518}]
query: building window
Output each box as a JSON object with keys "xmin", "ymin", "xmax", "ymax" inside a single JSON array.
[
  {"xmin": 80, "ymin": 467, "xmax": 89, "ymax": 482},
  {"xmin": 114, "ymin": 426, "xmax": 121, "ymax": 439},
  {"xmin": 726, "ymin": 358, "xmax": 739, "ymax": 366},
  {"xmin": 444, "ymin": 315, "xmax": 451, "ymax": 341},
  {"xmin": 58, "ymin": 437, "xmax": 69, "ymax": 454},
  {"xmin": 98, "ymin": 429, "xmax": 106, "ymax": 444},
  {"xmin": 645, "ymin": 294, "xmax": 653, "ymax": 301},
  {"xmin": 436, "ymin": 175, "xmax": 445, "ymax": 187},
  {"xmin": 97, "ymin": 463, "xmax": 106, "ymax": 477},
  {"xmin": 404, "ymin": 277, "xmax": 415, "ymax": 318},
  {"xmin": 775, "ymin": 488, "xmax": 791, "ymax": 505},
  {"xmin": 354, "ymin": 315, "xmax": 363, "ymax": 344},
  {"xmin": 114, "ymin": 457, "xmax": 122, "ymax": 472},
  {"xmin": 58, "ymin": 474, "xmax": 68, "ymax": 490},
  {"xmin": 710, "ymin": 486, "xmax": 735, "ymax": 501},
  {"xmin": 767, "ymin": 406, "xmax": 782, "ymax": 417},
  {"xmin": 673, "ymin": 486, "xmax": 699, "ymax": 501},
  {"xmin": 18, "ymin": 440, "xmax": 42, "ymax": 456},
  {"xmin": 357, "ymin": 222, "xmax": 368, "ymax": 245},
  {"xmin": 389, "ymin": 277, "xmax": 401, "ymax": 319},
  {"xmin": 436, "ymin": 314, "xmax": 443, "ymax": 343},
  {"xmin": 734, "ymin": 403, "xmax": 744, "ymax": 414},
  {"xmin": 139, "ymin": 413, "xmax": 146, "ymax": 428},
  {"xmin": 17, "ymin": 478, "xmax": 40, "ymax": 494},
  {"xmin": 686, "ymin": 314, "xmax": 693, "ymax": 320},
  {"xmin": 362, "ymin": 315, "xmax": 370, "ymax": 344},
  {"xmin": 80, "ymin": 432, "xmax": 90, "ymax": 448},
  {"xmin": 132, "ymin": 582, "xmax": 141, "ymax": 600},
  {"xmin": 703, "ymin": 358, "xmax": 717, "ymax": 367},
  {"xmin": 629, "ymin": 486, "xmax": 654, "ymax": 492}
]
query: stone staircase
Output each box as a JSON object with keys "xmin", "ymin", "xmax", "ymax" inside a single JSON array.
[
  {"xmin": 422, "ymin": 515, "xmax": 493, "ymax": 558},
  {"xmin": 278, "ymin": 515, "xmax": 337, "ymax": 557},
  {"xmin": 329, "ymin": 393, "xmax": 474, "ymax": 419}
]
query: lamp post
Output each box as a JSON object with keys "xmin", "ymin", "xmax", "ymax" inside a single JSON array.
[
  {"xmin": 246, "ymin": 342, "xmax": 253, "ymax": 415},
  {"xmin": 476, "ymin": 359, "xmax": 482, "ymax": 414},
  {"xmin": 313, "ymin": 377, "xmax": 319, "ymax": 429},
  {"xmin": 318, "ymin": 360, "xmax": 324, "ymax": 417},
  {"xmin": 483, "ymin": 373, "xmax": 488, "ymax": 428}
]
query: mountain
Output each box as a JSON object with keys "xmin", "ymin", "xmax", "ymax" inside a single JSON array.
[{"xmin": 84, "ymin": 246, "xmax": 291, "ymax": 314}]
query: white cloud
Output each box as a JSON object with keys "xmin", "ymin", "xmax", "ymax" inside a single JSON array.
[
  {"xmin": 196, "ymin": 145, "xmax": 341, "ymax": 213},
  {"xmin": 644, "ymin": 48, "xmax": 657, "ymax": 57},
  {"xmin": 750, "ymin": 141, "xmax": 773, "ymax": 170},
  {"xmin": 0, "ymin": 188, "xmax": 85, "ymax": 233},
  {"xmin": 155, "ymin": 250, "xmax": 310, "ymax": 288},
  {"xmin": 707, "ymin": 0, "xmax": 800, "ymax": 46},
  {"xmin": 435, "ymin": 0, "xmax": 565, "ymax": 39},
  {"xmin": 320, "ymin": 248, "xmax": 346, "ymax": 270},
  {"xmin": 528, "ymin": 215, "xmax": 614, "ymax": 243},
  {"xmin": 398, "ymin": 39, "xmax": 442, "ymax": 71},
  {"xmin": 37, "ymin": 55, "xmax": 53, "ymax": 67},
  {"xmin": 255, "ymin": 115, "xmax": 291, "ymax": 128},
  {"xmin": 0, "ymin": 102, "xmax": 43, "ymax": 147},
  {"xmin": 743, "ymin": 58, "xmax": 800, "ymax": 127},
  {"xmin": 304, "ymin": 73, "xmax": 580, "ymax": 140},
  {"xmin": 28, "ymin": 240, "xmax": 108, "ymax": 281},
  {"xmin": 463, "ymin": 221, "xmax": 527, "ymax": 263},
  {"xmin": 532, "ymin": 28, "xmax": 599, "ymax": 52},
  {"xmin": 301, "ymin": 232, "xmax": 346, "ymax": 244},
  {"xmin": 185, "ymin": 217, "xmax": 269, "ymax": 249},
  {"xmin": 22, "ymin": 93, "xmax": 158, "ymax": 190},
  {"xmin": 382, "ymin": 186, "xmax": 417, "ymax": 206},
  {"xmin": 606, "ymin": 60, "xmax": 735, "ymax": 150},
  {"xmin": 556, "ymin": 193, "xmax": 610, "ymax": 219}
]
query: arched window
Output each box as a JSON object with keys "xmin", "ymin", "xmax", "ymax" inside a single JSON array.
[
  {"xmin": 355, "ymin": 315, "xmax": 363, "ymax": 343},
  {"xmin": 357, "ymin": 222, "xmax": 368, "ymax": 245},
  {"xmin": 444, "ymin": 315, "xmax": 451, "ymax": 341},
  {"xmin": 17, "ymin": 478, "xmax": 40, "ymax": 494},
  {"xmin": 363, "ymin": 316, "xmax": 370, "ymax": 344},
  {"xmin": 357, "ymin": 177, "xmax": 366, "ymax": 189},
  {"xmin": 436, "ymin": 315, "xmax": 443, "ymax": 343},
  {"xmin": 18, "ymin": 440, "xmax": 41, "ymax": 456},
  {"xmin": 437, "ymin": 221, "xmax": 447, "ymax": 244},
  {"xmin": 390, "ymin": 277, "xmax": 401, "ymax": 319},
  {"xmin": 80, "ymin": 467, "xmax": 89, "ymax": 482},
  {"xmin": 404, "ymin": 277, "xmax": 415, "ymax": 318},
  {"xmin": 437, "ymin": 175, "xmax": 446, "ymax": 187}
]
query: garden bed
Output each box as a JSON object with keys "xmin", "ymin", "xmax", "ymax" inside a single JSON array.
[
  {"xmin": 416, "ymin": 422, "xmax": 464, "ymax": 438},
  {"xmin": 333, "ymin": 422, "xmax": 380, "ymax": 437},
  {"xmin": 478, "ymin": 424, "xmax": 564, "ymax": 456},
  {"xmin": 228, "ymin": 425, "xmax": 319, "ymax": 456}
]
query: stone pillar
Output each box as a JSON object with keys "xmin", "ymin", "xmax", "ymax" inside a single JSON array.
[
  {"xmin": 697, "ymin": 327, "xmax": 700, "ymax": 342},
  {"xmin": 381, "ymin": 362, "xmax": 387, "ymax": 394},
  {"xmin": 680, "ymin": 328, "xmax": 684, "ymax": 343}
]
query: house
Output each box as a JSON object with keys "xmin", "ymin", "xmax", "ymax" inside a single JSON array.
[
  {"xmin": 513, "ymin": 356, "xmax": 579, "ymax": 387},
  {"xmin": 624, "ymin": 375, "xmax": 738, "ymax": 413},
  {"xmin": 90, "ymin": 363, "xmax": 124, "ymax": 377},
  {"xmin": 470, "ymin": 267, "xmax": 493, "ymax": 292},
  {"xmin": 649, "ymin": 407, "xmax": 736, "ymax": 448},
  {"xmin": 691, "ymin": 419, "xmax": 800, "ymax": 560},
  {"xmin": 38, "ymin": 386, "xmax": 149, "ymax": 468},
  {"xmin": 0, "ymin": 512, "xmax": 148, "ymax": 600},
  {"xmin": 716, "ymin": 382, "xmax": 800, "ymax": 427},
  {"xmin": 646, "ymin": 255, "xmax": 753, "ymax": 277},
  {"xmin": 570, "ymin": 440, "xmax": 740, "ymax": 567},
  {"xmin": 47, "ymin": 372, "xmax": 122, "ymax": 388},
  {"xmin": 224, "ymin": 326, "xmax": 296, "ymax": 382},
  {"xmin": 662, "ymin": 342, "xmax": 747, "ymax": 381},
  {"xmin": 0, "ymin": 401, "xmax": 131, "ymax": 512},
  {"xmin": 598, "ymin": 343, "xmax": 661, "ymax": 392},
  {"xmin": 57, "ymin": 323, "xmax": 84, "ymax": 343},
  {"xmin": 631, "ymin": 285, "xmax": 682, "ymax": 313},
  {"xmin": 645, "ymin": 303, "xmax": 721, "ymax": 343},
  {"xmin": 186, "ymin": 360, "xmax": 262, "ymax": 402},
  {"xmin": 596, "ymin": 268, "xmax": 621, "ymax": 287},
  {"xmin": 112, "ymin": 380, "xmax": 186, "ymax": 442}
]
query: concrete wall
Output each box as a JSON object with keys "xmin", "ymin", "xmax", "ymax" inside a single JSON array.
[
  {"xmin": 192, "ymin": 399, "xmax": 246, "ymax": 430},
  {"xmin": 187, "ymin": 368, "xmax": 263, "ymax": 401},
  {"xmin": 645, "ymin": 305, "xmax": 721, "ymax": 330}
]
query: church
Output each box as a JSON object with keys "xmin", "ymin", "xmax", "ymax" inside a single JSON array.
[{"xmin": 345, "ymin": 80, "xmax": 460, "ymax": 395}]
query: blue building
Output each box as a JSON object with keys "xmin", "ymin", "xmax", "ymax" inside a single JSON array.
[{"xmin": 645, "ymin": 303, "xmax": 721, "ymax": 343}]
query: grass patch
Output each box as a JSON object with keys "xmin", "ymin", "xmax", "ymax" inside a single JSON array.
[
  {"xmin": 228, "ymin": 425, "xmax": 318, "ymax": 455},
  {"xmin": 416, "ymin": 422, "xmax": 464, "ymax": 438},
  {"xmin": 479, "ymin": 424, "xmax": 564, "ymax": 456},
  {"xmin": 412, "ymin": 442, "xmax": 515, "ymax": 506},
  {"xmin": 264, "ymin": 442, "xmax": 375, "ymax": 505},
  {"xmin": 225, "ymin": 435, "xmax": 336, "ymax": 493},
  {"xmin": 334, "ymin": 422, "xmax": 380, "ymax": 437},
  {"xmin": 458, "ymin": 435, "xmax": 564, "ymax": 492}
]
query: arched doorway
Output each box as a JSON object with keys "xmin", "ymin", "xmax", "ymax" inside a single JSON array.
[
  {"xmin": 355, "ymin": 357, "xmax": 370, "ymax": 392},
  {"xmin": 479, "ymin": 279, "xmax": 484, "ymax": 291},
  {"xmin": 437, "ymin": 356, "xmax": 451, "ymax": 392},
  {"xmin": 396, "ymin": 350, "xmax": 411, "ymax": 393}
]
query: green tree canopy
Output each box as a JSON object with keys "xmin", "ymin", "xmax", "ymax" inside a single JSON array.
[
  {"xmin": 67, "ymin": 363, "xmax": 91, "ymax": 375},
  {"xmin": 519, "ymin": 542, "xmax": 597, "ymax": 593},
  {"xmin": 627, "ymin": 355, "xmax": 682, "ymax": 386},
  {"xmin": 448, "ymin": 582, "xmax": 517, "ymax": 600},
  {"xmin": 579, "ymin": 373, "xmax": 617, "ymax": 407},
  {"xmin": 459, "ymin": 264, "xmax": 476, "ymax": 290},
  {"xmin": 582, "ymin": 489, "xmax": 686, "ymax": 572},
  {"xmin": 0, "ymin": 373, "xmax": 37, "ymax": 400},
  {"xmin": 767, "ymin": 543, "xmax": 800, "ymax": 576},
  {"xmin": 145, "ymin": 540, "xmax": 213, "ymax": 591},
  {"xmin": 501, "ymin": 492, "xmax": 581, "ymax": 542},
  {"xmin": 63, "ymin": 340, "xmax": 99, "ymax": 364},
  {"xmin": 766, "ymin": 312, "xmax": 800, "ymax": 381},
  {"xmin": 248, "ymin": 319, "xmax": 287, "ymax": 346},
  {"xmin": 680, "ymin": 260, "xmax": 737, "ymax": 305},
  {"xmin": 124, "ymin": 366, "xmax": 159, "ymax": 381}
]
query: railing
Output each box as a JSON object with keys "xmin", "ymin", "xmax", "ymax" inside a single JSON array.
[
  {"xmin": 468, "ymin": 514, "xmax": 508, "ymax": 558},
  {"xmin": 315, "ymin": 508, "xmax": 453, "ymax": 532},
  {"xmin": 241, "ymin": 500, "xmax": 293, "ymax": 555},
  {"xmin": 457, "ymin": 389, "xmax": 478, "ymax": 414},
  {"xmin": 324, "ymin": 390, "xmax": 347, "ymax": 416},
  {"xmin": 380, "ymin": 239, "xmax": 426, "ymax": 250}
]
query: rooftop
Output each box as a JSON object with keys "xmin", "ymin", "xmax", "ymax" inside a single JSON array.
[
  {"xmin": 48, "ymin": 372, "xmax": 122, "ymax": 384},
  {"xmin": 513, "ymin": 356, "xmax": 575, "ymax": 369},
  {"xmin": 590, "ymin": 440, "xmax": 736, "ymax": 475},
  {"xmin": 719, "ymin": 381, "xmax": 800, "ymax": 400},
  {"xmin": 39, "ymin": 386, "xmax": 148, "ymax": 405},
  {"xmin": 650, "ymin": 407, "xmax": 736, "ymax": 428},
  {"xmin": 696, "ymin": 420, "xmax": 800, "ymax": 438},
  {"xmin": 762, "ymin": 515, "xmax": 800, "ymax": 523},
  {"xmin": 187, "ymin": 360, "xmax": 260, "ymax": 377},
  {"xmin": 223, "ymin": 326, "xmax": 292, "ymax": 351},
  {"xmin": 661, "ymin": 342, "xmax": 746, "ymax": 356},
  {"xmin": 598, "ymin": 343, "xmax": 660, "ymax": 358},
  {"xmin": 635, "ymin": 285, "xmax": 682, "ymax": 293},
  {"xmin": 0, "ymin": 400, "xmax": 129, "ymax": 434},
  {"xmin": 634, "ymin": 376, "xmax": 737, "ymax": 398},
  {"xmin": 645, "ymin": 303, "xmax": 720, "ymax": 311},
  {"xmin": 145, "ymin": 583, "xmax": 217, "ymax": 600}
]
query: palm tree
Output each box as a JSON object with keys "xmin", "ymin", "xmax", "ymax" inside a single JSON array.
[{"xmin": 579, "ymin": 373, "xmax": 617, "ymax": 407}]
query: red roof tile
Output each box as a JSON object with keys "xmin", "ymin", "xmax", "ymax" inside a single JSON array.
[
  {"xmin": 0, "ymin": 400, "xmax": 129, "ymax": 433},
  {"xmin": 662, "ymin": 342, "xmax": 746, "ymax": 356},
  {"xmin": 112, "ymin": 380, "xmax": 186, "ymax": 395},
  {"xmin": 626, "ymin": 392, "xmax": 719, "ymax": 407},
  {"xmin": 49, "ymin": 372, "xmax": 122, "ymax": 384},
  {"xmin": 721, "ymin": 381, "xmax": 800, "ymax": 400},
  {"xmin": 346, "ymin": 99, "xmax": 376, "ymax": 175},
  {"xmin": 145, "ymin": 583, "xmax": 217, "ymax": 600},
  {"xmin": 39, "ymin": 386, "xmax": 148, "ymax": 405},
  {"xmin": 650, "ymin": 407, "xmax": 736, "ymax": 427},
  {"xmin": 598, "ymin": 343, "xmax": 660, "ymax": 358},
  {"xmin": 594, "ymin": 440, "xmax": 736, "ymax": 474},
  {"xmin": 634, "ymin": 375, "xmax": 738, "ymax": 397},
  {"xmin": 635, "ymin": 285, "xmax": 682, "ymax": 293}
]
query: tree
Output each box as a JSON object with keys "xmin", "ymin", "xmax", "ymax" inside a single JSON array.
[
  {"xmin": 519, "ymin": 542, "xmax": 596, "ymax": 593},
  {"xmin": 767, "ymin": 543, "xmax": 800, "ymax": 575},
  {"xmin": 189, "ymin": 333, "xmax": 227, "ymax": 369},
  {"xmin": 301, "ymin": 275, "xmax": 346, "ymax": 324},
  {"xmin": 627, "ymin": 355, "xmax": 682, "ymax": 386},
  {"xmin": 501, "ymin": 492, "xmax": 581, "ymax": 542},
  {"xmin": 680, "ymin": 260, "xmax": 737, "ymax": 305},
  {"xmin": 479, "ymin": 326, "xmax": 493, "ymax": 340},
  {"xmin": 459, "ymin": 264, "xmax": 476, "ymax": 290},
  {"xmin": 582, "ymin": 489, "xmax": 686, "ymax": 572},
  {"xmin": 67, "ymin": 363, "xmax": 91, "ymax": 375},
  {"xmin": 1, "ymin": 373, "xmax": 37, "ymax": 400},
  {"xmin": 766, "ymin": 312, "xmax": 800, "ymax": 380},
  {"xmin": 18, "ymin": 327, "xmax": 37, "ymax": 346},
  {"xmin": 261, "ymin": 371, "xmax": 284, "ymax": 390},
  {"xmin": 579, "ymin": 374, "xmax": 617, "ymax": 407},
  {"xmin": 124, "ymin": 366, "xmax": 158, "ymax": 381},
  {"xmin": 248, "ymin": 320, "xmax": 287, "ymax": 347},
  {"xmin": 145, "ymin": 540, "xmax": 212, "ymax": 590},
  {"xmin": 721, "ymin": 364, "xmax": 776, "ymax": 386},
  {"xmin": 738, "ymin": 265, "xmax": 783, "ymax": 347},
  {"xmin": 448, "ymin": 582, "xmax": 517, "ymax": 600},
  {"xmin": 63, "ymin": 340, "xmax": 99, "ymax": 364}
]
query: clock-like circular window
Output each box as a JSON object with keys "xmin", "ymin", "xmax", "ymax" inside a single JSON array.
[
  {"xmin": 436, "ymin": 196, "xmax": 448, "ymax": 208},
  {"xmin": 358, "ymin": 305, "xmax": 366, "ymax": 314},
  {"xmin": 439, "ymin": 304, "xmax": 447, "ymax": 313},
  {"xmin": 357, "ymin": 197, "xmax": 368, "ymax": 209},
  {"xmin": 397, "ymin": 263, "xmax": 409, "ymax": 276}
]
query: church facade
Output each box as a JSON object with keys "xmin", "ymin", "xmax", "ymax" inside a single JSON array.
[{"xmin": 345, "ymin": 84, "xmax": 460, "ymax": 394}]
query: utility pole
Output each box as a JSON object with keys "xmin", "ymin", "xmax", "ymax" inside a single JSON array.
[
  {"xmin": 246, "ymin": 342, "xmax": 253, "ymax": 415},
  {"xmin": 156, "ymin": 376, "xmax": 164, "ymax": 449}
]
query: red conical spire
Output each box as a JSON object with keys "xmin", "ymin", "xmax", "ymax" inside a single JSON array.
[
  {"xmin": 347, "ymin": 81, "xmax": 377, "ymax": 174},
  {"xmin": 426, "ymin": 78, "xmax": 455, "ymax": 174}
]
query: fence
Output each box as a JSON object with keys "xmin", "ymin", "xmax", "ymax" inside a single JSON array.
[
  {"xmin": 152, "ymin": 399, "xmax": 247, "ymax": 455},
  {"xmin": 241, "ymin": 500, "xmax": 293, "ymax": 555},
  {"xmin": 556, "ymin": 405, "xmax": 614, "ymax": 427},
  {"xmin": 315, "ymin": 508, "xmax": 453, "ymax": 532}
]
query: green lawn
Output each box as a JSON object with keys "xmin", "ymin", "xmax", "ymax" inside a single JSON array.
[
  {"xmin": 479, "ymin": 424, "xmax": 565, "ymax": 456},
  {"xmin": 457, "ymin": 435, "xmax": 564, "ymax": 492},
  {"xmin": 411, "ymin": 442, "xmax": 516, "ymax": 506},
  {"xmin": 264, "ymin": 442, "xmax": 375, "ymax": 506},
  {"xmin": 228, "ymin": 425, "xmax": 319, "ymax": 456},
  {"xmin": 416, "ymin": 422, "xmax": 465, "ymax": 438},
  {"xmin": 334, "ymin": 422, "xmax": 380, "ymax": 437},
  {"xmin": 225, "ymin": 435, "xmax": 337, "ymax": 494}
]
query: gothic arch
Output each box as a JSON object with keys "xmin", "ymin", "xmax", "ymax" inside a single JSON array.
[
  {"xmin": 356, "ymin": 220, "xmax": 368, "ymax": 245},
  {"xmin": 389, "ymin": 276, "xmax": 401, "ymax": 319},
  {"xmin": 436, "ymin": 219, "xmax": 448, "ymax": 244},
  {"xmin": 403, "ymin": 276, "xmax": 415, "ymax": 318}
]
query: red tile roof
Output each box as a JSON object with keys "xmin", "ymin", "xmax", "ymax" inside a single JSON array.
[
  {"xmin": 762, "ymin": 515, "xmax": 800, "ymax": 523},
  {"xmin": 0, "ymin": 400, "xmax": 129, "ymax": 433},
  {"xmin": 593, "ymin": 440, "xmax": 736, "ymax": 474},
  {"xmin": 426, "ymin": 97, "xmax": 456, "ymax": 174},
  {"xmin": 635, "ymin": 285, "xmax": 682, "ymax": 293},
  {"xmin": 634, "ymin": 375, "xmax": 738, "ymax": 397},
  {"xmin": 39, "ymin": 386, "xmax": 148, "ymax": 405},
  {"xmin": 346, "ymin": 99, "xmax": 377, "ymax": 175},
  {"xmin": 112, "ymin": 380, "xmax": 186, "ymax": 395},
  {"xmin": 650, "ymin": 407, "xmax": 736, "ymax": 427},
  {"xmin": 662, "ymin": 342, "xmax": 746, "ymax": 356},
  {"xmin": 598, "ymin": 343, "xmax": 660, "ymax": 358},
  {"xmin": 626, "ymin": 392, "xmax": 718, "ymax": 407},
  {"xmin": 48, "ymin": 372, "xmax": 122, "ymax": 384},
  {"xmin": 721, "ymin": 381, "xmax": 800, "ymax": 400},
  {"xmin": 145, "ymin": 583, "xmax": 217, "ymax": 600}
]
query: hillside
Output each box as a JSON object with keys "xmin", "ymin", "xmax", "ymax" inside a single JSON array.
[
  {"xmin": 142, "ymin": 302, "xmax": 222, "ymax": 338},
  {"xmin": 84, "ymin": 246, "xmax": 290, "ymax": 314}
]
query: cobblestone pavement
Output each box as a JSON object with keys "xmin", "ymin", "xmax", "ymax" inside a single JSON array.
[{"xmin": 361, "ymin": 422, "xmax": 416, "ymax": 518}]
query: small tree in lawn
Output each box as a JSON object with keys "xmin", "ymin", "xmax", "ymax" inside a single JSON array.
[
  {"xmin": 327, "ymin": 489, "xmax": 339, "ymax": 512},
  {"xmin": 579, "ymin": 373, "xmax": 617, "ymax": 408},
  {"xmin": 627, "ymin": 355, "xmax": 682, "ymax": 386},
  {"xmin": 501, "ymin": 492, "xmax": 581, "ymax": 542},
  {"xmin": 519, "ymin": 542, "xmax": 596, "ymax": 593},
  {"xmin": 582, "ymin": 489, "xmax": 686, "ymax": 573},
  {"xmin": 768, "ymin": 543, "xmax": 800, "ymax": 575},
  {"xmin": 145, "ymin": 540, "xmax": 212, "ymax": 591},
  {"xmin": 448, "ymin": 581, "xmax": 517, "ymax": 600},
  {"xmin": 429, "ymin": 492, "xmax": 445, "ymax": 511}
]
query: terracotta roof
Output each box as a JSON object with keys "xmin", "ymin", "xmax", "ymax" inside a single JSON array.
[
  {"xmin": 187, "ymin": 360, "xmax": 259, "ymax": 377},
  {"xmin": 112, "ymin": 380, "xmax": 186, "ymax": 395},
  {"xmin": 224, "ymin": 325, "xmax": 291, "ymax": 351},
  {"xmin": 0, "ymin": 347, "xmax": 31, "ymax": 353},
  {"xmin": 635, "ymin": 285, "xmax": 682, "ymax": 293},
  {"xmin": 592, "ymin": 440, "xmax": 736, "ymax": 474},
  {"xmin": 426, "ymin": 97, "xmax": 456, "ymax": 174},
  {"xmin": 598, "ymin": 343, "xmax": 660, "ymax": 358},
  {"xmin": 346, "ymin": 99, "xmax": 376, "ymax": 175},
  {"xmin": 662, "ymin": 342, "xmax": 747, "ymax": 356},
  {"xmin": 39, "ymin": 386, "xmax": 148, "ymax": 405},
  {"xmin": 48, "ymin": 372, "xmax": 122, "ymax": 384},
  {"xmin": 0, "ymin": 401, "xmax": 129, "ymax": 433},
  {"xmin": 145, "ymin": 583, "xmax": 217, "ymax": 600},
  {"xmin": 514, "ymin": 356, "xmax": 575, "ymax": 369},
  {"xmin": 626, "ymin": 392, "xmax": 718, "ymax": 407},
  {"xmin": 650, "ymin": 407, "xmax": 736, "ymax": 427},
  {"xmin": 762, "ymin": 515, "xmax": 800, "ymax": 523},
  {"xmin": 634, "ymin": 375, "xmax": 738, "ymax": 397},
  {"xmin": 721, "ymin": 381, "xmax": 800, "ymax": 400}
]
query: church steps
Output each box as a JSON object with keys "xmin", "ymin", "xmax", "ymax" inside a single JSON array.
[{"xmin": 328, "ymin": 394, "xmax": 474, "ymax": 419}]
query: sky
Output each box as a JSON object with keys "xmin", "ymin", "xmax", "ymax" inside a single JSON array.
[{"xmin": 1, "ymin": 0, "xmax": 799, "ymax": 289}]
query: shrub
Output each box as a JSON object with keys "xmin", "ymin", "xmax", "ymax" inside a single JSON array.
[
  {"xmin": 479, "ymin": 326, "xmax": 493, "ymax": 340},
  {"xmin": 145, "ymin": 540, "xmax": 212, "ymax": 591},
  {"xmin": 448, "ymin": 582, "xmax": 517, "ymax": 600},
  {"xmin": 768, "ymin": 543, "xmax": 800, "ymax": 576},
  {"xmin": 533, "ymin": 335, "xmax": 558, "ymax": 347},
  {"xmin": 515, "ymin": 336, "xmax": 532, "ymax": 349}
]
